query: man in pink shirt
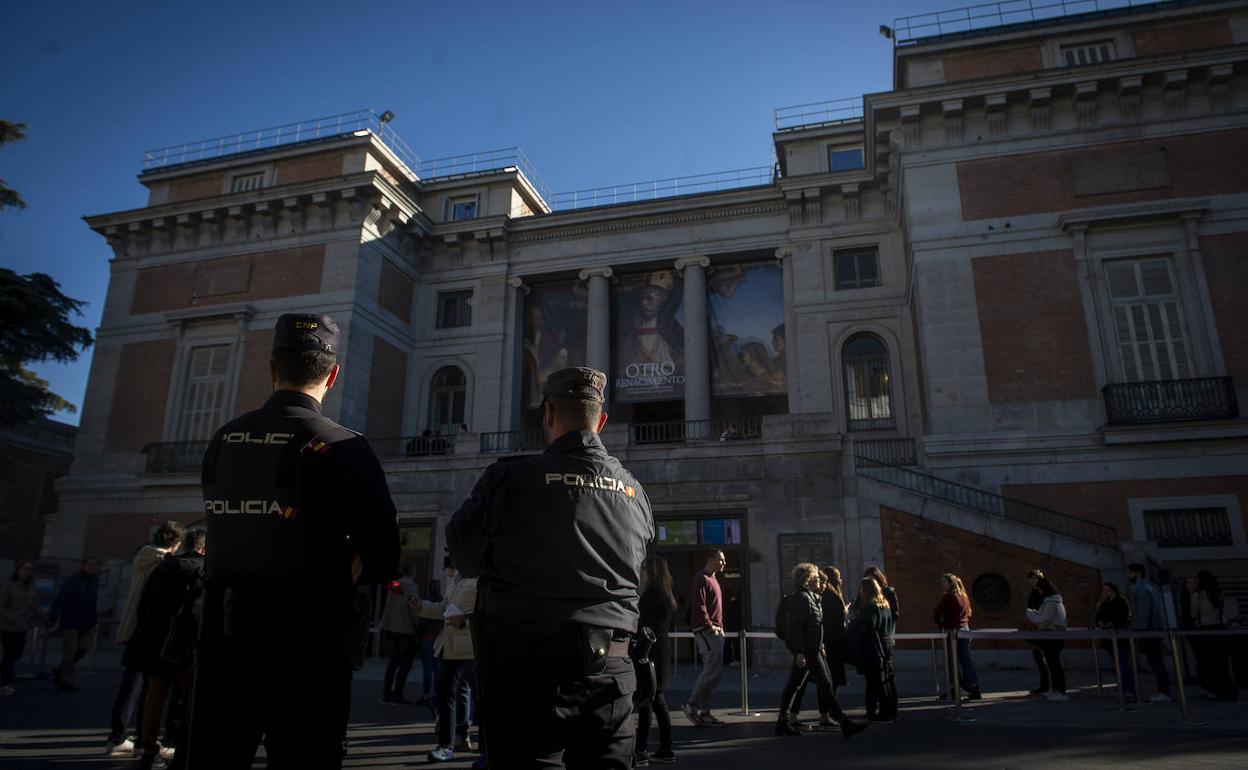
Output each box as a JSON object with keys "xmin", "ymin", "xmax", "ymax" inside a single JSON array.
[{"xmin": 682, "ymin": 550, "xmax": 727, "ymax": 727}]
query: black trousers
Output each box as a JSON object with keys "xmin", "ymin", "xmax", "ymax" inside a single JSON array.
[
  {"xmin": 382, "ymin": 632, "xmax": 418, "ymax": 698},
  {"xmin": 478, "ymin": 641, "xmax": 635, "ymax": 770},
  {"xmin": 109, "ymin": 666, "xmax": 148, "ymax": 743},
  {"xmin": 863, "ymin": 663, "xmax": 897, "ymax": 720},
  {"xmin": 635, "ymin": 689, "xmax": 672, "ymax": 753},
  {"xmin": 779, "ymin": 652, "xmax": 846, "ymax": 721},
  {"xmin": 1035, "ymin": 639, "xmax": 1066, "ymax": 694},
  {"xmin": 1191, "ymin": 629, "xmax": 1237, "ymax": 700},
  {"xmin": 1, "ymin": 630, "xmax": 26, "ymax": 686},
  {"xmin": 187, "ymin": 637, "xmax": 351, "ymax": 770}
]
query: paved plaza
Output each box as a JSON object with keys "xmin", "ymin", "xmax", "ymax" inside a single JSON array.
[{"xmin": 3, "ymin": 644, "xmax": 1247, "ymax": 769}]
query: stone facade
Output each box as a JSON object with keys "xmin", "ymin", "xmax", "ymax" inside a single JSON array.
[{"xmin": 53, "ymin": 0, "xmax": 1248, "ymax": 629}]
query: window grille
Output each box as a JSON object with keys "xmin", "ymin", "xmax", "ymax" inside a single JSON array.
[
  {"xmin": 835, "ymin": 248, "xmax": 880, "ymax": 290},
  {"xmin": 436, "ymin": 291, "xmax": 473, "ymax": 329},
  {"xmin": 1061, "ymin": 40, "xmax": 1116, "ymax": 66},
  {"xmin": 180, "ymin": 346, "xmax": 230, "ymax": 441},
  {"xmin": 1105, "ymin": 258, "xmax": 1191, "ymax": 382},
  {"xmin": 230, "ymin": 172, "xmax": 266, "ymax": 193},
  {"xmin": 843, "ymin": 333, "xmax": 894, "ymax": 431},
  {"xmin": 1143, "ymin": 507, "xmax": 1233, "ymax": 548}
]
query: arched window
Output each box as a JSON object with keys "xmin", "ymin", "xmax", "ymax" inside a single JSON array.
[
  {"xmin": 842, "ymin": 333, "xmax": 894, "ymax": 431},
  {"xmin": 428, "ymin": 366, "xmax": 467, "ymax": 432}
]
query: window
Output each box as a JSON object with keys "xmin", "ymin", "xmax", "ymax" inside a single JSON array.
[
  {"xmin": 828, "ymin": 147, "xmax": 865, "ymax": 172},
  {"xmin": 972, "ymin": 573, "xmax": 1012, "ymax": 613},
  {"xmin": 230, "ymin": 172, "xmax": 266, "ymax": 193},
  {"xmin": 835, "ymin": 248, "xmax": 880, "ymax": 290},
  {"xmin": 449, "ymin": 196, "xmax": 478, "ymax": 221},
  {"xmin": 1144, "ymin": 507, "xmax": 1233, "ymax": 548},
  {"xmin": 436, "ymin": 290, "xmax": 473, "ymax": 329},
  {"xmin": 428, "ymin": 366, "xmax": 467, "ymax": 432},
  {"xmin": 179, "ymin": 346, "xmax": 231, "ymax": 441},
  {"xmin": 1105, "ymin": 258, "xmax": 1191, "ymax": 381},
  {"xmin": 1061, "ymin": 40, "xmax": 1116, "ymax": 66},
  {"xmin": 842, "ymin": 333, "xmax": 894, "ymax": 431}
]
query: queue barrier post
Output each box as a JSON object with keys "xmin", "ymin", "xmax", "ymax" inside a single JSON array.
[
  {"xmin": 738, "ymin": 629, "xmax": 749, "ymax": 716},
  {"xmin": 929, "ymin": 637, "xmax": 941, "ymax": 696},
  {"xmin": 1091, "ymin": 632, "xmax": 1104, "ymax": 696},
  {"xmin": 1128, "ymin": 635, "xmax": 1143, "ymax": 707},
  {"xmin": 1110, "ymin": 630, "xmax": 1128, "ymax": 710},
  {"xmin": 1169, "ymin": 631, "xmax": 1191, "ymax": 723},
  {"xmin": 87, "ymin": 626, "xmax": 100, "ymax": 674}
]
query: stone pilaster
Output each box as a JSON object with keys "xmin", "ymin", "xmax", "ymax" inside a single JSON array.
[{"xmin": 675, "ymin": 256, "xmax": 711, "ymax": 423}]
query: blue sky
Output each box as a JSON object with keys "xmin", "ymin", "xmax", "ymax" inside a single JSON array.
[{"xmin": 0, "ymin": 0, "xmax": 944, "ymax": 425}]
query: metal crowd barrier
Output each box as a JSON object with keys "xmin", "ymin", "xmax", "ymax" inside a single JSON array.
[{"xmin": 664, "ymin": 627, "xmax": 1244, "ymax": 723}]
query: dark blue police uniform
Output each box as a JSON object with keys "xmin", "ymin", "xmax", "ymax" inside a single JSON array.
[
  {"xmin": 447, "ymin": 367, "xmax": 655, "ymax": 769},
  {"xmin": 189, "ymin": 314, "xmax": 399, "ymax": 770}
]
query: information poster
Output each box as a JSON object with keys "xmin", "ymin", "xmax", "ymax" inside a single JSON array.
[
  {"xmin": 776, "ymin": 532, "xmax": 834, "ymax": 593},
  {"xmin": 613, "ymin": 270, "xmax": 685, "ymax": 402},
  {"xmin": 708, "ymin": 262, "xmax": 786, "ymax": 397}
]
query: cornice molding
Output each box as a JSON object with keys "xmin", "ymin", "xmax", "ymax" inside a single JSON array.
[{"xmin": 509, "ymin": 200, "xmax": 787, "ymax": 243}]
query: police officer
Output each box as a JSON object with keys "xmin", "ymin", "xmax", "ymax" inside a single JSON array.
[
  {"xmin": 190, "ymin": 314, "xmax": 399, "ymax": 770},
  {"xmin": 447, "ymin": 367, "xmax": 654, "ymax": 769}
]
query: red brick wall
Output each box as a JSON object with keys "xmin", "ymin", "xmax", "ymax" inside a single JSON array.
[
  {"xmin": 366, "ymin": 337, "xmax": 407, "ymax": 437},
  {"xmin": 131, "ymin": 245, "xmax": 325, "ymax": 315},
  {"xmin": 1003, "ymin": 476, "xmax": 1248, "ymax": 541},
  {"xmin": 235, "ymin": 329, "xmax": 276, "ymax": 416},
  {"xmin": 274, "ymin": 151, "xmax": 345, "ymax": 185},
  {"xmin": 84, "ymin": 511, "xmax": 203, "ymax": 561},
  {"xmin": 1131, "ymin": 17, "xmax": 1233, "ymax": 56},
  {"xmin": 879, "ymin": 505, "xmax": 1103, "ymax": 634},
  {"xmin": 1199, "ymin": 232, "xmax": 1248, "ymax": 382},
  {"xmin": 972, "ymin": 250, "xmax": 1097, "ymax": 402},
  {"xmin": 166, "ymin": 173, "xmax": 226, "ymax": 203},
  {"xmin": 378, "ymin": 259, "xmax": 414, "ymax": 323},
  {"xmin": 958, "ymin": 129, "xmax": 1248, "ymax": 220},
  {"xmin": 943, "ymin": 44, "xmax": 1043, "ymax": 82},
  {"xmin": 105, "ymin": 339, "xmax": 176, "ymax": 453}
]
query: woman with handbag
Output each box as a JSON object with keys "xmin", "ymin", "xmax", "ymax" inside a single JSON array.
[{"xmin": 855, "ymin": 577, "xmax": 898, "ymax": 723}]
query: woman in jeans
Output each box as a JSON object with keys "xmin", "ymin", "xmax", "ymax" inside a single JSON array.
[
  {"xmin": 1, "ymin": 560, "xmax": 44, "ymax": 696},
  {"xmin": 775, "ymin": 563, "xmax": 867, "ymax": 740},
  {"xmin": 634, "ymin": 556, "xmax": 677, "ymax": 765},
  {"xmin": 933, "ymin": 573, "xmax": 982, "ymax": 700},
  {"xmin": 1025, "ymin": 575, "xmax": 1069, "ymax": 701}
]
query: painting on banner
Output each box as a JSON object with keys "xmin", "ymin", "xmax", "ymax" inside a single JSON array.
[
  {"xmin": 613, "ymin": 269, "xmax": 685, "ymax": 402},
  {"xmin": 523, "ymin": 279, "xmax": 588, "ymax": 409},
  {"xmin": 708, "ymin": 262, "xmax": 786, "ymax": 397}
]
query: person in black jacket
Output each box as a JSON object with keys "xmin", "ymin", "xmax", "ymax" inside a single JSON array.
[
  {"xmin": 1094, "ymin": 582, "xmax": 1135, "ymax": 700},
  {"xmin": 776, "ymin": 563, "xmax": 866, "ymax": 740},
  {"xmin": 1025, "ymin": 569, "xmax": 1050, "ymax": 695},
  {"xmin": 790, "ymin": 567, "xmax": 848, "ymax": 728},
  {"xmin": 635, "ymin": 555, "xmax": 677, "ymax": 765},
  {"xmin": 124, "ymin": 531, "xmax": 206, "ymax": 770}
]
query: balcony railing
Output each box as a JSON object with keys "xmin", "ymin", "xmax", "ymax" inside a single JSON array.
[
  {"xmin": 144, "ymin": 441, "xmax": 211, "ymax": 474},
  {"xmin": 630, "ymin": 418, "xmax": 763, "ymax": 446},
  {"xmin": 855, "ymin": 456, "xmax": 1119, "ymax": 547},
  {"xmin": 892, "ymin": 0, "xmax": 1171, "ymax": 45},
  {"xmin": 854, "ymin": 438, "xmax": 919, "ymax": 466},
  {"xmin": 550, "ymin": 166, "xmax": 776, "ymax": 211},
  {"xmin": 1103, "ymin": 377, "xmax": 1238, "ymax": 426},
  {"xmin": 372, "ymin": 434, "xmax": 460, "ymax": 458},
  {"xmin": 480, "ymin": 429, "xmax": 546, "ymax": 454},
  {"xmin": 774, "ymin": 97, "xmax": 864, "ymax": 131},
  {"xmin": 417, "ymin": 147, "xmax": 553, "ymax": 204},
  {"xmin": 141, "ymin": 108, "xmax": 421, "ymax": 176}
]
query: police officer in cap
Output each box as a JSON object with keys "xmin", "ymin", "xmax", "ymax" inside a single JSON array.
[
  {"xmin": 191, "ymin": 314, "xmax": 399, "ymax": 770},
  {"xmin": 447, "ymin": 367, "xmax": 654, "ymax": 769}
]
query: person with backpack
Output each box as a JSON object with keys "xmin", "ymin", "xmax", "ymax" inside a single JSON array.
[
  {"xmin": 933, "ymin": 573, "xmax": 982, "ymax": 701},
  {"xmin": 775, "ymin": 563, "xmax": 866, "ymax": 740},
  {"xmin": 851, "ymin": 576, "xmax": 898, "ymax": 722}
]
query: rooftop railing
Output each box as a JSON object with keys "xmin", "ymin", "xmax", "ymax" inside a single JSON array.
[
  {"xmin": 893, "ymin": 0, "xmax": 1174, "ymax": 45},
  {"xmin": 141, "ymin": 109, "xmax": 421, "ymax": 176},
  {"xmin": 773, "ymin": 97, "xmax": 864, "ymax": 131},
  {"xmin": 550, "ymin": 165, "xmax": 776, "ymax": 211},
  {"xmin": 418, "ymin": 147, "xmax": 553, "ymax": 204}
]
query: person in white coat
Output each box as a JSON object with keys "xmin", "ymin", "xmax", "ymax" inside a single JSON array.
[
  {"xmin": 1025, "ymin": 576, "xmax": 1069, "ymax": 701},
  {"xmin": 413, "ymin": 557, "xmax": 479, "ymax": 764}
]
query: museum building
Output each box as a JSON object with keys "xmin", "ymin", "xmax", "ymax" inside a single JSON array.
[{"xmin": 48, "ymin": 0, "xmax": 1248, "ymax": 634}]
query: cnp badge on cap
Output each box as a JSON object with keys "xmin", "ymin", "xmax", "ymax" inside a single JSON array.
[
  {"xmin": 273, "ymin": 313, "xmax": 340, "ymax": 354},
  {"xmin": 542, "ymin": 367, "xmax": 606, "ymax": 404}
]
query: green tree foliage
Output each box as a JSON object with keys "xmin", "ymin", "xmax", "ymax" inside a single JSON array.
[
  {"xmin": 0, "ymin": 269, "xmax": 94, "ymax": 425},
  {"xmin": 0, "ymin": 120, "xmax": 27, "ymax": 211}
]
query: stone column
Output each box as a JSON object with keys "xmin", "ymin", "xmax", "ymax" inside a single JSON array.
[
  {"xmin": 676, "ymin": 256, "xmax": 711, "ymax": 423},
  {"xmin": 775, "ymin": 247, "xmax": 798, "ymax": 410},
  {"xmin": 504, "ymin": 276, "xmax": 528, "ymax": 430},
  {"xmin": 578, "ymin": 267, "xmax": 614, "ymax": 380}
]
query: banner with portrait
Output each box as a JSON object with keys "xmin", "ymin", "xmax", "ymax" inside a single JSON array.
[
  {"xmin": 613, "ymin": 269, "xmax": 685, "ymax": 402},
  {"xmin": 708, "ymin": 262, "xmax": 786, "ymax": 397},
  {"xmin": 522, "ymin": 279, "xmax": 588, "ymax": 410}
]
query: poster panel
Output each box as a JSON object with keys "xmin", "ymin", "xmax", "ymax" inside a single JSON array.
[
  {"xmin": 708, "ymin": 262, "xmax": 786, "ymax": 397},
  {"xmin": 522, "ymin": 279, "xmax": 588, "ymax": 410},
  {"xmin": 613, "ymin": 269, "xmax": 685, "ymax": 402}
]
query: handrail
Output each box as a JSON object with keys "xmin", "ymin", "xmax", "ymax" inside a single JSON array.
[
  {"xmin": 855, "ymin": 455, "xmax": 1118, "ymax": 546},
  {"xmin": 141, "ymin": 108, "xmax": 421, "ymax": 176},
  {"xmin": 774, "ymin": 97, "xmax": 864, "ymax": 130},
  {"xmin": 418, "ymin": 147, "xmax": 553, "ymax": 204},
  {"xmin": 550, "ymin": 165, "xmax": 776, "ymax": 211},
  {"xmin": 892, "ymin": 0, "xmax": 1172, "ymax": 45}
]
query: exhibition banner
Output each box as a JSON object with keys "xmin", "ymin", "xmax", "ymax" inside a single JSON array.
[
  {"xmin": 613, "ymin": 269, "xmax": 685, "ymax": 402},
  {"xmin": 708, "ymin": 262, "xmax": 786, "ymax": 397}
]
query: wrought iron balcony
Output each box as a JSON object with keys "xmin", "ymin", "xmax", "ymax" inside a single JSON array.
[
  {"xmin": 480, "ymin": 429, "xmax": 546, "ymax": 454},
  {"xmin": 372, "ymin": 433, "xmax": 460, "ymax": 458},
  {"xmin": 854, "ymin": 438, "xmax": 919, "ymax": 466},
  {"xmin": 1103, "ymin": 377, "xmax": 1238, "ymax": 426},
  {"xmin": 630, "ymin": 418, "xmax": 763, "ymax": 446},
  {"xmin": 144, "ymin": 441, "xmax": 211, "ymax": 474}
]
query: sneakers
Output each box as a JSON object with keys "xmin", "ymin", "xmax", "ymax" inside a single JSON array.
[
  {"xmin": 633, "ymin": 750, "xmax": 651, "ymax": 766},
  {"xmin": 841, "ymin": 720, "xmax": 869, "ymax": 740},
  {"xmin": 0, "ymin": 685, "xmax": 15, "ymax": 696},
  {"xmin": 965, "ymin": 689, "xmax": 983, "ymax": 701},
  {"xmin": 651, "ymin": 748, "xmax": 676, "ymax": 764},
  {"xmin": 1149, "ymin": 692, "xmax": 1173, "ymax": 703},
  {"xmin": 774, "ymin": 717, "xmax": 802, "ymax": 737},
  {"xmin": 1046, "ymin": 692, "xmax": 1070, "ymax": 702},
  {"xmin": 818, "ymin": 713, "xmax": 840, "ymax": 728},
  {"xmin": 105, "ymin": 737, "xmax": 136, "ymax": 756},
  {"xmin": 701, "ymin": 712, "xmax": 727, "ymax": 728},
  {"xmin": 680, "ymin": 702, "xmax": 704, "ymax": 726},
  {"xmin": 427, "ymin": 746, "xmax": 454, "ymax": 763},
  {"xmin": 455, "ymin": 735, "xmax": 474, "ymax": 752}
]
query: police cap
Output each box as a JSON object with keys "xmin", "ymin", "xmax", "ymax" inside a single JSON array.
[
  {"xmin": 272, "ymin": 313, "xmax": 339, "ymax": 354},
  {"xmin": 542, "ymin": 367, "xmax": 606, "ymax": 404}
]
